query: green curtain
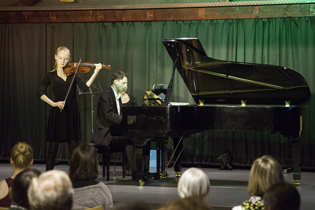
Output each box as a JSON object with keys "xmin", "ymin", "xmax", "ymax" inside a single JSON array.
[{"xmin": 1, "ymin": 17, "xmax": 315, "ymax": 168}]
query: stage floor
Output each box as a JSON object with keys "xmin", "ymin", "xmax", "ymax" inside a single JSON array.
[{"xmin": 1, "ymin": 163, "xmax": 314, "ymax": 210}]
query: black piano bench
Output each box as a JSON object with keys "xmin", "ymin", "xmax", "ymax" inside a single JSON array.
[{"xmin": 94, "ymin": 145, "xmax": 127, "ymax": 181}]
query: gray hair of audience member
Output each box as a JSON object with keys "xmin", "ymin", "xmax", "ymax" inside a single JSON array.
[
  {"xmin": 28, "ymin": 170, "xmax": 74, "ymax": 210},
  {"xmin": 177, "ymin": 167, "xmax": 210, "ymax": 201},
  {"xmin": 263, "ymin": 182, "xmax": 301, "ymax": 210},
  {"xmin": 248, "ymin": 155, "xmax": 284, "ymax": 197},
  {"xmin": 11, "ymin": 168, "xmax": 41, "ymax": 209}
]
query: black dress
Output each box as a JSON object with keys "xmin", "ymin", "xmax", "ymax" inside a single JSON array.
[{"xmin": 37, "ymin": 71, "xmax": 89, "ymax": 142}]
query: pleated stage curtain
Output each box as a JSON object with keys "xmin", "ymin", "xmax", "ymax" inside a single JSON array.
[{"xmin": 1, "ymin": 17, "xmax": 315, "ymax": 168}]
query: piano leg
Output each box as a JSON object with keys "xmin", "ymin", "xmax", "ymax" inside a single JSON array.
[
  {"xmin": 155, "ymin": 138, "xmax": 168, "ymax": 180},
  {"xmin": 161, "ymin": 138, "xmax": 167, "ymax": 178},
  {"xmin": 173, "ymin": 137, "xmax": 183, "ymax": 178},
  {"xmin": 134, "ymin": 144, "xmax": 144, "ymax": 180},
  {"xmin": 290, "ymin": 137, "xmax": 302, "ymax": 186},
  {"xmin": 133, "ymin": 143, "xmax": 150, "ymax": 185},
  {"xmin": 157, "ymin": 139, "xmax": 161, "ymax": 178}
]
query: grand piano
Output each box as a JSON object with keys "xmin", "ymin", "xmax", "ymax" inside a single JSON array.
[{"xmin": 111, "ymin": 38, "xmax": 311, "ymax": 186}]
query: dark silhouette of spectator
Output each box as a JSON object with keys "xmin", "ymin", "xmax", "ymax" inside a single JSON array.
[
  {"xmin": 263, "ymin": 182, "xmax": 300, "ymax": 210},
  {"xmin": 69, "ymin": 144, "xmax": 113, "ymax": 210},
  {"xmin": 0, "ymin": 142, "xmax": 33, "ymax": 208},
  {"xmin": 9, "ymin": 168, "xmax": 41, "ymax": 210}
]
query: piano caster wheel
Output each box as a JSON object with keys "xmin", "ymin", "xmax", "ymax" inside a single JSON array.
[
  {"xmin": 160, "ymin": 171, "xmax": 168, "ymax": 179},
  {"xmin": 294, "ymin": 179, "xmax": 301, "ymax": 186},
  {"xmin": 175, "ymin": 172, "xmax": 181, "ymax": 178},
  {"xmin": 139, "ymin": 180, "xmax": 145, "ymax": 187}
]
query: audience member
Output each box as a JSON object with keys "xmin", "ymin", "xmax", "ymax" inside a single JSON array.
[
  {"xmin": 9, "ymin": 168, "xmax": 41, "ymax": 210},
  {"xmin": 0, "ymin": 142, "xmax": 33, "ymax": 208},
  {"xmin": 164, "ymin": 197, "xmax": 213, "ymax": 210},
  {"xmin": 113, "ymin": 201, "xmax": 155, "ymax": 210},
  {"xmin": 28, "ymin": 170, "xmax": 74, "ymax": 210},
  {"xmin": 69, "ymin": 144, "xmax": 113, "ymax": 210},
  {"xmin": 264, "ymin": 182, "xmax": 300, "ymax": 210},
  {"xmin": 231, "ymin": 155, "xmax": 284, "ymax": 210},
  {"xmin": 177, "ymin": 167, "xmax": 210, "ymax": 201}
]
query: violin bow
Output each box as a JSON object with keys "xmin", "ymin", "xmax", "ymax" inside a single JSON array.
[{"xmin": 61, "ymin": 58, "xmax": 81, "ymax": 112}]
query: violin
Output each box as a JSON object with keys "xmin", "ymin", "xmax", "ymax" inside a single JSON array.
[{"xmin": 63, "ymin": 62, "xmax": 111, "ymax": 75}]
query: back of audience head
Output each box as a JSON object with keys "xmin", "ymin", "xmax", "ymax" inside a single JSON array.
[
  {"xmin": 113, "ymin": 200, "xmax": 155, "ymax": 210},
  {"xmin": 164, "ymin": 197, "xmax": 213, "ymax": 210},
  {"xmin": 177, "ymin": 167, "xmax": 210, "ymax": 201},
  {"xmin": 11, "ymin": 168, "xmax": 41, "ymax": 209},
  {"xmin": 10, "ymin": 142, "xmax": 33, "ymax": 169},
  {"xmin": 68, "ymin": 144, "xmax": 99, "ymax": 182},
  {"xmin": 28, "ymin": 170, "xmax": 74, "ymax": 210},
  {"xmin": 263, "ymin": 182, "xmax": 300, "ymax": 210},
  {"xmin": 248, "ymin": 155, "xmax": 284, "ymax": 197}
]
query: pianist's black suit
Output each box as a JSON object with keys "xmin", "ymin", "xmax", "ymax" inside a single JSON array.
[
  {"xmin": 91, "ymin": 87, "xmax": 136, "ymax": 171},
  {"xmin": 91, "ymin": 87, "xmax": 122, "ymax": 146}
]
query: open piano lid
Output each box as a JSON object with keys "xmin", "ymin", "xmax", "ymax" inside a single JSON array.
[{"xmin": 162, "ymin": 38, "xmax": 311, "ymax": 106}]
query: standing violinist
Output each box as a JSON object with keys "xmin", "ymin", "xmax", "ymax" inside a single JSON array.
[{"xmin": 37, "ymin": 46, "xmax": 102, "ymax": 171}]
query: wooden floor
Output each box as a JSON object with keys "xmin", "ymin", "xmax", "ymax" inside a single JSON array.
[{"xmin": 0, "ymin": 162, "xmax": 314, "ymax": 210}]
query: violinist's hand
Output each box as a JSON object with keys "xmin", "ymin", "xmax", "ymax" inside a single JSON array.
[
  {"xmin": 94, "ymin": 63, "xmax": 102, "ymax": 73},
  {"xmin": 54, "ymin": 101, "xmax": 65, "ymax": 110}
]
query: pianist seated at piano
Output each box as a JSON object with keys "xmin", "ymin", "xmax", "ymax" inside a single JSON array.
[
  {"xmin": 91, "ymin": 71, "xmax": 136, "ymax": 177},
  {"xmin": 120, "ymin": 87, "xmax": 151, "ymax": 177},
  {"xmin": 119, "ymin": 89, "xmax": 137, "ymax": 173}
]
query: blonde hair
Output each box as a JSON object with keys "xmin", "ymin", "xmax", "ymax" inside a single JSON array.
[
  {"xmin": 52, "ymin": 46, "xmax": 70, "ymax": 71},
  {"xmin": 177, "ymin": 167, "xmax": 210, "ymax": 201},
  {"xmin": 10, "ymin": 142, "xmax": 33, "ymax": 169},
  {"xmin": 248, "ymin": 155, "xmax": 284, "ymax": 196},
  {"xmin": 28, "ymin": 170, "xmax": 74, "ymax": 210}
]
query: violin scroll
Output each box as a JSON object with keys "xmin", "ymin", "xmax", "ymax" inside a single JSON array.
[{"xmin": 101, "ymin": 64, "xmax": 111, "ymax": 70}]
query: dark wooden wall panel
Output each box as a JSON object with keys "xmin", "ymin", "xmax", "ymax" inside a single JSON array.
[{"xmin": 1, "ymin": 4, "xmax": 315, "ymax": 23}]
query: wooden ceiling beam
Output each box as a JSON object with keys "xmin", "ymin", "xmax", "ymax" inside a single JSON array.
[{"xmin": 0, "ymin": 4, "xmax": 314, "ymax": 23}]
